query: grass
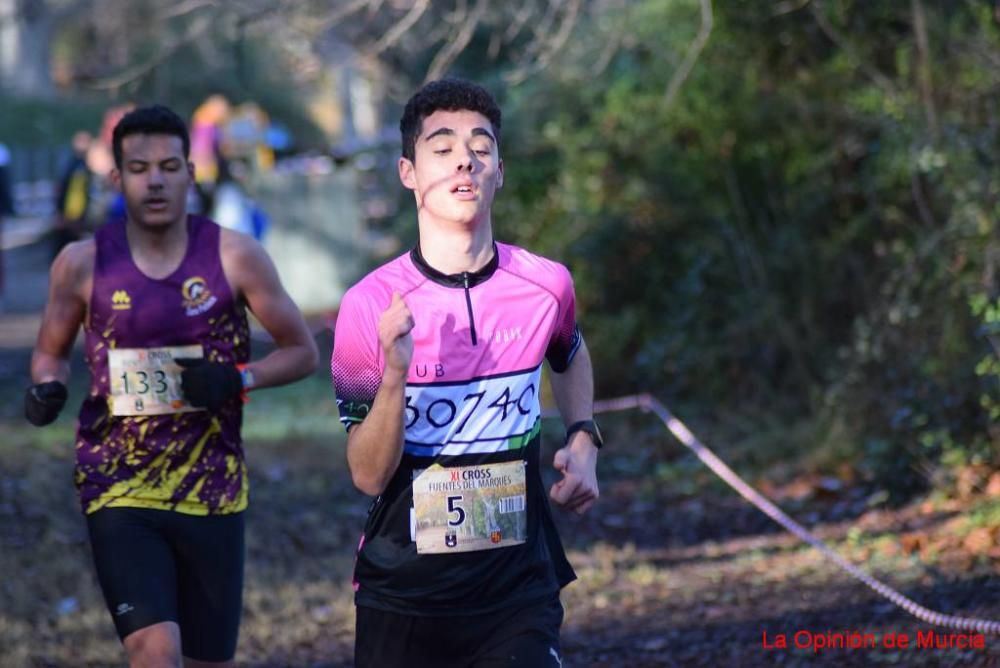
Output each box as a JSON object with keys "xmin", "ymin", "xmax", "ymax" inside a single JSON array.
[{"xmin": 2, "ymin": 346, "xmax": 998, "ymax": 666}]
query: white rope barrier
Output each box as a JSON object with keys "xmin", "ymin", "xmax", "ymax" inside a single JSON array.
[{"xmin": 545, "ymin": 393, "xmax": 1000, "ymax": 635}]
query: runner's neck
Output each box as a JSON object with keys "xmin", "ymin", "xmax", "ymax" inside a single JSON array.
[
  {"xmin": 416, "ymin": 223, "xmax": 495, "ymax": 275},
  {"xmin": 125, "ymin": 216, "xmax": 190, "ymax": 280}
]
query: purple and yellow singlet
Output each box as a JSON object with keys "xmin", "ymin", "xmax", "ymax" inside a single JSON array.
[{"xmin": 75, "ymin": 216, "xmax": 250, "ymax": 516}]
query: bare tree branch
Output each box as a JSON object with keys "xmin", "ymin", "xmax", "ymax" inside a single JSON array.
[
  {"xmin": 772, "ymin": 0, "xmax": 811, "ymax": 17},
  {"xmin": 86, "ymin": 11, "xmax": 215, "ymax": 90},
  {"xmin": 504, "ymin": 0, "xmax": 537, "ymax": 43},
  {"xmin": 523, "ymin": 0, "xmax": 562, "ymax": 59},
  {"xmin": 424, "ymin": 0, "xmax": 489, "ymax": 81},
  {"xmin": 505, "ymin": 0, "xmax": 581, "ymax": 85},
  {"xmin": 911, "ymin": 168, "xmax": 938, "ymax": 228},
  {"xmin": 367, "ymin": 0, "xmax": 430, "ymax": 56},
  {"xmin": 156, "ymin": 0, "xmax": 218, "ymax": 21},
  {"xmin": 527, "ymin": 0, "xmax": 580, "ymax": 71},
  {"xmin": 911, "ymin": 0, "xmax": 939, "ymax": 142},
  {"xmin": 661, "ymin": 0, "xmax": 713, "ymax": 110},
  {"xmin": 487, "ymin": 25, "xmax": 503, "ymax": 60},
  {"xmin": 592, "ymin": 25, "xmax": 622, "ymax": 76},
  {"xmin": 313, "ymin": 0, "xmax": 382, "ymax": 32}
]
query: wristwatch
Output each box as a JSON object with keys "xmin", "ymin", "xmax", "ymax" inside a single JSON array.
[
  {"xmin": 237, "ymin": 364, "xmax": 255, "ymax": 391},
  {"xmin": 565, "ymin": 419, "xmax": 603, "ymax": 449}
]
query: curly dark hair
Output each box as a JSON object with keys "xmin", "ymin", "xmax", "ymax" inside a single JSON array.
[
  {"xmin": 399, "ymin": 78, "xmax": 501, "ymax": 162},
  {"xmin": 112, "ymin": 104, "xmax": 190, "ymax": 168}
]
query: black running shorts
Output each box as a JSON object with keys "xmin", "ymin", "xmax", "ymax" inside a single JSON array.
[
  {"xmin": 354, "ymin": 594, "xmax": 565, "ymax": 667},
  {"xmin": 85, "ymin": 507, "xmax": 245, "ymax": 662}
]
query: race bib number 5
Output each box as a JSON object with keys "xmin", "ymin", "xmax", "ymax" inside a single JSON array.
[
  {"xmin": 412, "ymin": 461, "xmax": 527, "ymax": 554},
  {"xmin": 107, "ymin": 345, "xmax": 204, "ymax": 416}
]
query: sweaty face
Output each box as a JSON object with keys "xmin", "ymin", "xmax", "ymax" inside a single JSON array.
[
  {"xmin": 399, "ymin": 109, "xmax": 503, "ymax": 227},
  {"xmin": 113, "ymin": 134, "xmax": 192, "ymax": 229}
]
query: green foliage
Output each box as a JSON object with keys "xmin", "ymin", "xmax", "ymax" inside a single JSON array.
[
  {"xmin": 971, "ymin": 295, "xmax": 1000, "ymax": 425},
  {"xmin": 0, "ymin": 96, "xmax": 107, "ymax": 147},
  {"xmin": 494, "ymin": 0, "xmax": 1000, "ymax": 499}
]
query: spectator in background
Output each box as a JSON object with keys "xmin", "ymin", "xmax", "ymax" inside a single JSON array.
[
  {"xmin": 89, "ymin": 104, "xmax": 134, "ymax": 226},
  {"xmin": 190, "ymin": 94, "xmax": 230, "ymax": 214},
  {"xmin": 0, "ymin": 141, "xmax": 13, "ymax": 309},
  {"xmin": 52, "ymin": 131, "xmax": 93, "ymax": 259},
  {"xmin": 211, "ymin": 159, "xmax": 254, "ymax": 237},
  {"xmin": 212, "ymin": 159, "xmax": 270, "ymax": 241}
]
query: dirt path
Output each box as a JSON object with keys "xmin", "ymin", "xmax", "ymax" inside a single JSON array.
[
  {"xmin": 2, "ymin": 425, "xmax": 998, "ymax": 667},
  {"xmin": 0, "ymin": 327, "xmax": 997, "ymax": 666}
]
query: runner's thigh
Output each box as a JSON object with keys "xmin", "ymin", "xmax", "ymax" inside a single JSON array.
[
  {"xmin": 86, "ymin": 507, "xmax": 180, "ymax": 640},
  {"xmin": 169, "ymin": 511, "xmax": 245, "ymax": 662},
  {"xmin": 472, "ymin": 595, "xmax": 564, "ymax": 667}
]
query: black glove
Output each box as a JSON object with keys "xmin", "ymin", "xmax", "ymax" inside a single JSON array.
[
  {"xmin": 176, "ymin": 358, "xmax": 243, "ymax": 412},
  {"xmin": 25, "ymin": 381, "xmax": 68, "ymax": 426}
]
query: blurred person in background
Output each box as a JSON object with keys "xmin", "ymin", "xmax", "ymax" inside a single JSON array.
[
  {"xmin": 190, "ymin": 94, "xmax": 230, "ymax": 214},
  {"xmin": 51, "ymin": 131, "xmax": 94, "ymax": 259},
  {"xmin": 89, "ymin": 105, "xmax": 134, "ymax": 226},
  {"xmin": 0, "ymin": 141, "xmax": 13, "ymax": 309},
  {"xmin": 211, "ymin": 159, "xmax": 254, "ymax": 238},
  {"xmin": 211, "ymin": 159, "xmax": 270, "ymax": 242}
]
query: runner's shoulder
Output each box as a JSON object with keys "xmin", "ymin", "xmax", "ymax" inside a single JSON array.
[
  {"xmin": 217, "ymin": 223, "xmax": 263, "ymax": 259},
  {"xmin": 346, "ymin": 251, "xmax": 423, "ymax": 307},
  {"xmin": 52, "ymin": 238, "xmax": 96, "ymax": 283},
  {"xmin": 497, "ymin": 242, "xmax": 573, "ymax": 294}
]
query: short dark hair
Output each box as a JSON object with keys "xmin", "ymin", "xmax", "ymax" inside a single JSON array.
[
  {"xmin": 399, "ymin": 78, "xmax": 501, "ymax": 162},
  {"xmin": 112, "ymin": 104, "xmax": 190, "ymax": 168}
]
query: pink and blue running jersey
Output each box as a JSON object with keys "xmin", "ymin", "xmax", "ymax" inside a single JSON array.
[{"xmin": 331, "ymin": 242, "xmax": 581, "ymax": 615}]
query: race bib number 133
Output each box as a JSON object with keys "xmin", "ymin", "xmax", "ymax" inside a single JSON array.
[{"xmin": 107, "ymin": 345, "xmax": 204, "ymax": 416}]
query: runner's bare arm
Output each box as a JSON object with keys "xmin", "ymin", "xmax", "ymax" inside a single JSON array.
[
  {"xmin": 220, "ymin": 230, "xmax": 318, "ymax": 388},
  {"xmin": 548, "ymin": 338, "xmax": 600, "ymax": 515},
  {"xmin": 345, "ymin": 292, "xmax": 413, "ymax": 496},
  {"xmin": 31, "ymin": 241, "xmax": 93, "ymax": 383}
]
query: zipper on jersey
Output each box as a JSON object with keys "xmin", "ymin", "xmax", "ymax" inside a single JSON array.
[{"xmin": 462, "ymin": 273, "xmax": 478, "ymax": 346}]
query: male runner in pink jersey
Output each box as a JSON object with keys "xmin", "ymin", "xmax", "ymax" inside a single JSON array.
[
  {"xmin": 25, "ymin": 105, "xmax": 318, "ymax": 667},
  {"xmin": 332, "ymin": 78, "xmax": 602, "ymax": 667}
]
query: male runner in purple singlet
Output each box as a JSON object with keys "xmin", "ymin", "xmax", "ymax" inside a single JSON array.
[{"xmin": 25, "ymin": 105, "xmax": 318, "ymax": 667}]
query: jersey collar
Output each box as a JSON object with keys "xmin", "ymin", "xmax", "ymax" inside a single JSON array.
[{"xmin": 410, "ymin": 242, "xmax": 499, "ymax": 288}]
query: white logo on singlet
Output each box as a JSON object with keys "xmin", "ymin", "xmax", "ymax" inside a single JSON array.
[
  {"xmin": 115, "ymin": 602, "xmax": 134, "ymax": 616},
  {"xmin": 480, "ymin": 327, "xmax": 523, "ymax": 344},
  {"xmin": 549, "ymin": 647, "xmax": 563, "ymax": 667}
]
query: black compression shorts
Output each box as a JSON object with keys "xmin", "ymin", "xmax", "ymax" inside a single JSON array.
[
  {"xmin": 354, "ymin": 593, "xmax": 564, "ymax": 668},
  {"xmin": 85, "ymin": 507, "xmax": 245, "ymax": 662}
]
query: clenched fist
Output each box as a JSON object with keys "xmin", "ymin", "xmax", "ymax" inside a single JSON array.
[{"xmin": 379, "ymin": 292, "xmax": 414, "ymax": 377}]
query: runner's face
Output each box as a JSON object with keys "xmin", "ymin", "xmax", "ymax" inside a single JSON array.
[
  {"xmin": 113, "ymin": 134, "xmax": 192, "ymax": 229},
  {"xmin": 399, "ymin": 109, "xmax": 503, "ymax": 227}
]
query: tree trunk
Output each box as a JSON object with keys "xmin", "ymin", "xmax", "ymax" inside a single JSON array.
[{"xmin": 0, "ymin": 0, "xmax": 54, "ymax": 96}]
